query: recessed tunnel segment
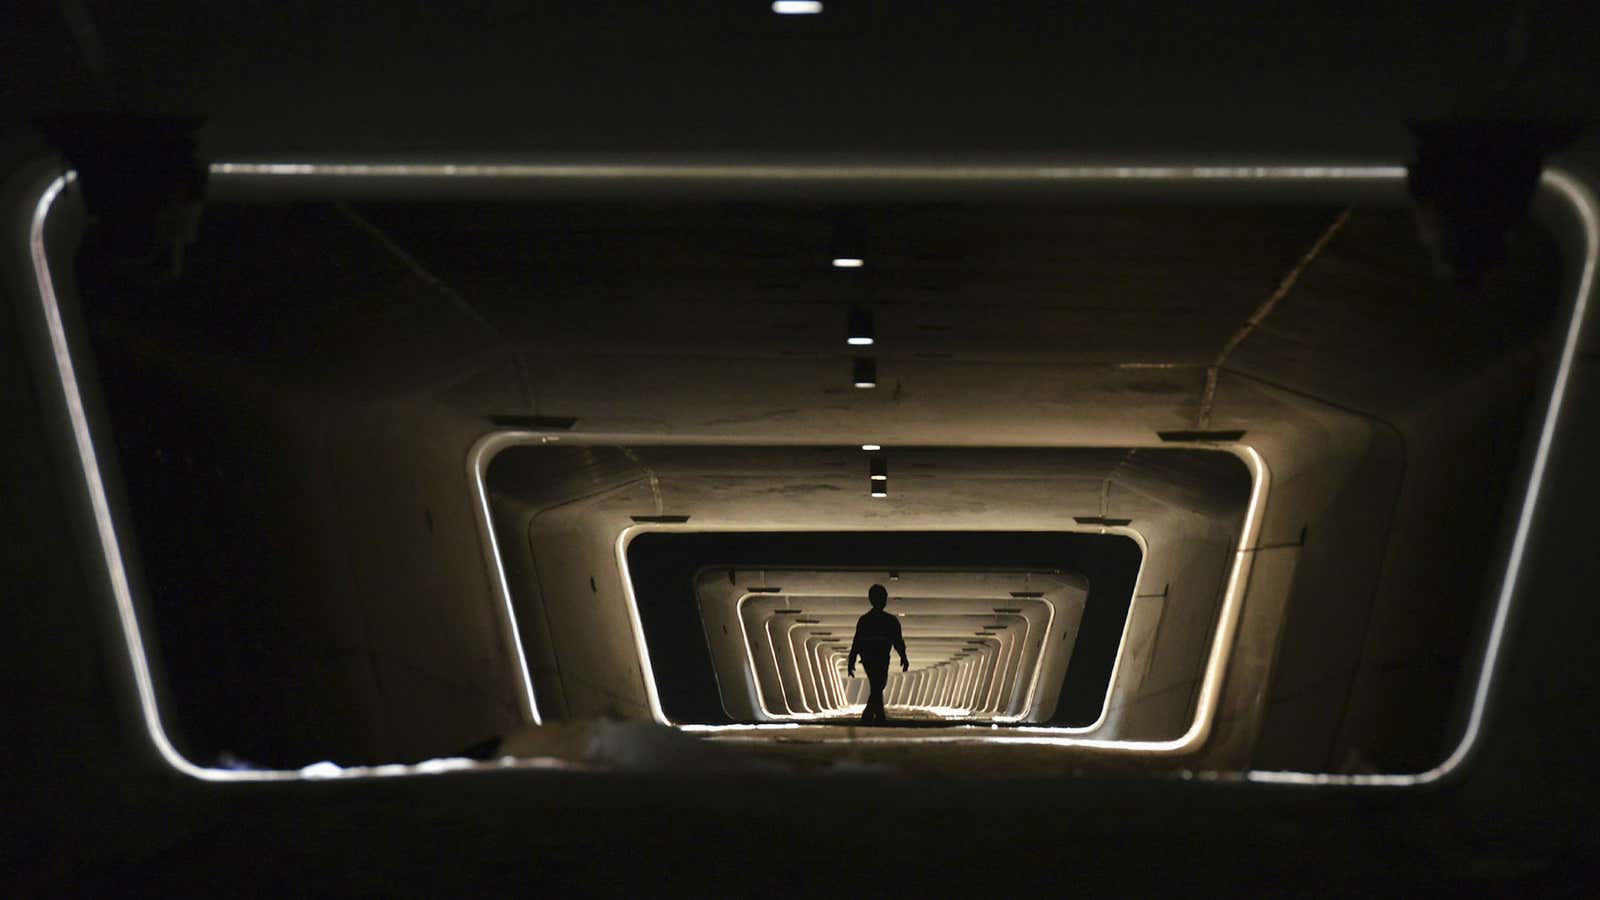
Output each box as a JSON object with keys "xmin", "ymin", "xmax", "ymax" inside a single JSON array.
[
  {"xmin": 481, "ymin": 443, "xmax": 1254, "ymax": 746},
  {"xmin": 704, "ymin": 570, "xmax": 1079, "ymax": 722}
]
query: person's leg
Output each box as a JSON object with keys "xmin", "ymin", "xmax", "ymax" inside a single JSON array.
[{"xmin": 865, "ymin": 665, "xmax": 888, "ymax": 725}]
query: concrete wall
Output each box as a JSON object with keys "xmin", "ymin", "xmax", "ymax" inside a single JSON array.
[
  {"xmin": 34, "ymin": 185, "xmax": 534, "ymax": 767},
  {"xmin": 1095, "ymin": 452, "xmax": 1254, "ymax": 742},
  {"xmin": 526, "ymin": 507, "xmax": 655, "ymax": 718},
  {"xmin": 89, "ymin": 357, "xmax": 525, "ymax": 766},
  {"xmin": 1323, "ymin": 354, "xmax": 1546, "ymax": 772},
  {"xmin": 1098, "ymin": 512, "xmax": 1237, "ymax": 740},
  {"xmin": 485, "ymin": 446, "xmax": 658, "ymax": 721}
]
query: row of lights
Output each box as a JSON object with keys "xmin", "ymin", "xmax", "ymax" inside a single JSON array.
[
  {"xmin": 825, "ymin": 215, "xmax": 887, "ymax": 498},
  {"xmin": 835, "ymin": 217, "xmax": 877, "ymax": 390},
  {"xmin": 819, "ymin": 216, "xmax": 896, "ymax": 496}
]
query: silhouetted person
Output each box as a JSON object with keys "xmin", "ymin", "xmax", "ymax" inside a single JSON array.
[{"xmin": 847, "ymin": 584, "xmax": 909, "ymax": 725}]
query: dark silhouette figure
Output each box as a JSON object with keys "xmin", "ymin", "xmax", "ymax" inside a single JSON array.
[{"xmin": 847, "ymin": 584, "xmax": 909, "ymax": 725}]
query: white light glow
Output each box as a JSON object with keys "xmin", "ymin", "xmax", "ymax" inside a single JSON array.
[
  {"xmin": 846, "ymin": 336, "xmax": 874, "ymax": 346},
  {"xmin": 831, "ymin": 257, "xmax": 865, "ymax": 268},
  {"xmin": 861, "ymin": 444, "xmax": 881, "ymax": 451},
  {"xmin": 772, "ymin": 0, "xmax": 823, "ymax": 13},
  {"xmin": 210, "ymin": 162, "xmax": 1408, "ymax": 184},
  {"xmin": 870, "ymin": 474, "xmax": 887, "ymax": 481},
  {"xmin": 870, "ymin": 489, "xmax": 888, "ymax": 498},
  {"xmin": 853, "ymin": 380, "xmax": 876, "ymax": 389}
]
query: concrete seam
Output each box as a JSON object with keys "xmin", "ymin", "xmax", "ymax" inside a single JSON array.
[{"xmin": 1198, "ymin": 208, "xmax": 1352, "ymax": 428}]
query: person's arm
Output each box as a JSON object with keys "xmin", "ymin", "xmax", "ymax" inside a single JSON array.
[
  {"xmin": 847, "ymin": 626, "xmax": 860, "ymax": 677},
  {"xmin": 893, "ymin": 617, "xmax": 909, "ymax": 672}
]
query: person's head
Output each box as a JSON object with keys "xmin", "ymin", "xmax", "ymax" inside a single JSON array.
[{"xmin": 868, "ymin": 584, "xmax": 888, "ymax": 609}]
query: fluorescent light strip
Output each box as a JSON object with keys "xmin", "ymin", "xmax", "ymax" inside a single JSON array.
[
  {"xmin": 210, "ymin": 162, "xmax": 1408, "ymax": 183},
  {"xmin": 772, "ymin": 1, "xmax": 823, "ymax": 13},
  {"xmin": 469, "ymin": 435, "xmax": 543, "ymax": 724}
]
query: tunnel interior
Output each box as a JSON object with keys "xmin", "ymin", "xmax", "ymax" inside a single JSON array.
[
  {"xmin": 485, "ymin": 443, "xmax": 1247, "ymax": 738},
  {"xmin": 60, "ymin": 179, "xmax": 1570, "ymax": 776}
]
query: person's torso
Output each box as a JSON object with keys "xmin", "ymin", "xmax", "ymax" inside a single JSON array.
[{"xmin": 854, "ymin": 610, "xmax": 899, "ymax": 661}]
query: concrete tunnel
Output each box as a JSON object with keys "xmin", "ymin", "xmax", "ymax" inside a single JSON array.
[{"xmin": 19, "ymin": 158, "xmax": 1589, "ymax": 780}]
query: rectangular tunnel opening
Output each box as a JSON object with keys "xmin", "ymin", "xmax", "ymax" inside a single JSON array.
[
  {"xmin": 629, "ymin": 536, "xmax": 1144, "ymax": 727},
  {"xmin": 481, "ymin": 441, "xmax": 1254, "ymax": 748},
  {"xmin": 28, "ymin": 162, "xmax": 1584, "ymax": 780}
]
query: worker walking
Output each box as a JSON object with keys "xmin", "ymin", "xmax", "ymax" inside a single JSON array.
[{"xmin": 847, "ymin": 584, "xmax": 910, "ymax": 725}]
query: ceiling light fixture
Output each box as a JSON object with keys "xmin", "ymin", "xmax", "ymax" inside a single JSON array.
[
  {"xmin": 870, "ymin": 481, "xmax": 888, "ymax": 499},
  {"xmin": 860, "ymin": 443, "xmax": 881, "ymax": 451},
  {"xmin": 870, "ymin": 456, "xmax": 887, "ymax": 481},
  {"xmin": 846, "ymin": 308, "xmax": 875, "ymax": 346},
  {"xmin": 852, "ymin": 357, "xmax": 877, "ymax": 389},
  {"xmin": 830, "ymin": 212, "xmax": 866, "ymax": 268},
  {"xmin": 772, "ymin": 1, "xmax": 823, "ymax": 14}
]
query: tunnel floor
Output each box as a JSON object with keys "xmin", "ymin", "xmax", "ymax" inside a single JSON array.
[{"xmin": 492, "ymin": 719, "xmax": 1169, "ymax": 779}]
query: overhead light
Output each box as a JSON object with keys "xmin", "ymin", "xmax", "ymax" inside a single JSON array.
[
  {"xmin": 830, "ymin": 213, "xmax": 866, "ymax": 268},
  {"xmin": 860, "ymin": 443, "xmax": 881, "ymax": 451},
  {"xmin": 846, "ymin": 308, "xmax": 875, "ymax": 346},
  {"xmin": 870, "ymin": 481, "xmax": 888, "ymax": 499},
  {"xmin": 772, "ymin": 0, "xmax": 823, "ymax": 13},
  {"xmin": 852, "ymin": 357, "xmax": 877, "ymax": 389},
  {"xmin": 870, "ymin": 456, "xmax": 887, "ymax": 481}
]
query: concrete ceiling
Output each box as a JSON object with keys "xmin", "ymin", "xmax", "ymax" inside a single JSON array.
[{"xmin": 134, "ymin": 194, "xmax": 1561, "ymax": 451}]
